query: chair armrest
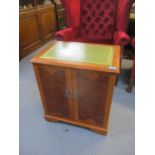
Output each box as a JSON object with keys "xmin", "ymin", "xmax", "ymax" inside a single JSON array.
[
  {"xmin": 56, "ymin": 27, "xmax": 79, "ymax": 41},
  {"xmin": 114, "ymin": 31, "xmax": 130, "ymax": 46}
]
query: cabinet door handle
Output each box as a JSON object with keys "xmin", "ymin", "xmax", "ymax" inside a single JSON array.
[
  {"xmin": 73, "ymin": 91, "xmax": 79, "ymax": 99},
  {"xmin": 64, "ymin": 90, "xmax": 79, "ymax": 99},
  {"xmin": 64, "ymin": 90, "xmax": 72, "ymax": 98}
]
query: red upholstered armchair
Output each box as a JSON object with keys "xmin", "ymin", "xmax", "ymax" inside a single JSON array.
[{"xmin": 56, "ymin": 0, "xmax": 134, "ymax": 57}]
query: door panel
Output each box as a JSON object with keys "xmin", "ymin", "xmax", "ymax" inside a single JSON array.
[
  {"xmin": 38, "ymin": 8, "xmax": 56, "ymax": 37},
  {"xmin": 20, "ymin": 15, "xmax": 39, "ymax": 48},
  {"xmin": 72, "ymin": 69, "xmax": 109, "ymax": 127},
  {"xmin": 37, "ymin": 65, "xmax": 72, "ymax": 118}
]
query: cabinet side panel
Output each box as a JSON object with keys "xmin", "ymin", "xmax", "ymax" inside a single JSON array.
[
  {"xmin": 103, "ymin": 75, "xmax": 116, "ymax": 129},
  {"xmin": 33, "ymin": 64, "xmax": 49, "ymax": 114}
]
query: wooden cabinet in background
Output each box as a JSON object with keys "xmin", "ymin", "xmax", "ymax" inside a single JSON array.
[
  {"xmin": 19, "ymin": 5, "xmax": 56, "ymax": 59},
  {"xmin": 37, "ymin": 7, "xmax": 57, "ymax": 37},
  {"xmin": 20, "ymin": 10, "xmax": 40, "ymax": 49}
]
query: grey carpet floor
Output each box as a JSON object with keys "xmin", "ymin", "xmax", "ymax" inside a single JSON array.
[{"xmin": 19, "ymin": 40, "xmax": 135, "ymax": 155}]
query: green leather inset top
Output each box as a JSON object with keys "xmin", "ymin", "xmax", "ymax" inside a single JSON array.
[{"xmin": 40, "ymin": 42, "xmax": 114, "ymax": 66}]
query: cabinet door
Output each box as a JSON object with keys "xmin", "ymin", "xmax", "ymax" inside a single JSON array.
[
  {"xmin": 35, "ymin": 64, "xmax": 74, "ymax": 119},
  {"xmin": 37, "ymin": 7, "xmax": 56, "ymax": 38},
  {"xmin": 72, "ymin": 69, "xmax": 111, "ymax": 127},
  {"xmin": 20, "ymin": 15, "xmax": 39, "ymax": 48}
]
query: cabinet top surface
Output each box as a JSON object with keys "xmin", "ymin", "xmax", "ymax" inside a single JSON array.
[{"xmin": 31, "ymin": 41, "xmax": 120, "ymax": 73}]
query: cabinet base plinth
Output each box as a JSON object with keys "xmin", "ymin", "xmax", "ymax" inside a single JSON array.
[
  {"xmin": 90, "ymin": 128, "xmax": 108, "ymax": 135},
  {"xmin": 44, "ymin": 115, "xmax": 108, "ymax": 135},
  {"xmin": 44, "ymin": 116, "xmax": 59, "ymax": 123}
]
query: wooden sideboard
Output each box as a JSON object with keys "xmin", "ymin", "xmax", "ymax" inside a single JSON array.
[{"xmin": 19, "ymin": 5, "xmax": 57, "ymax": 59}]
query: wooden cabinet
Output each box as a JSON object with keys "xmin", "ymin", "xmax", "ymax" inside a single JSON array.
[
  {"xmin": 37, "ymin": 7, "xmax": 56, "ymax": 37},
  {"xmin": 34, "ymin": 64, "xmax": 116, "ymax": 134},
  {"xmin": 20, "ymin": 10, "xmax": 40, "ymax": 48},
  {"xmin": 31, "ymin": 42, "xmax": 120, "ymax": 135},
  {"xmin": 19, "ymin": 5, "xmax": 56, "ymax": 59}
]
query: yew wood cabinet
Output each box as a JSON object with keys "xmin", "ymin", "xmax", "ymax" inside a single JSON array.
[{"xmin": 31, "ymin": 42, "xmax": 120, "ymax": 135}]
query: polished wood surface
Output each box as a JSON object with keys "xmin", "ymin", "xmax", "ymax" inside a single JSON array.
[
  {"xmin": 37, "ymin": 65, "xmax": 70, "ymax": 118},
  {"xmin": 37, "ymin": 7, "xmax": 57, "ymax": 38},
  {"xmin": 20, "ymin": 11, "xmax": 39, "ymax": 48},
  {"xmin": 31, "ymin": 42, "xmax": 120, "ymax": 135},
  {"xmin": 19, "ymin": 6, "xmax": 56, "ymax": 59},
  {"xmin": 72, "ymin": 69, "xmax": 109, "ymax": 127}
]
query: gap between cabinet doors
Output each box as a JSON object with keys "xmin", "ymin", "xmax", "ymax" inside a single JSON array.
[{"xmin": 65, "ymin": 68, "xmax": 79, "ymax": 121}]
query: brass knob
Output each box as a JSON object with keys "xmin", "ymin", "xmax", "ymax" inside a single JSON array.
[{"xmin": 64, "ymin": 90, "xmax": 72, "ymax": 98}]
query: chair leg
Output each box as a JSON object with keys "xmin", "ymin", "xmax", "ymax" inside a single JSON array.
[{"xmin": 127, "ymin": 77, "xmax": 134, "ymax": 92}]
